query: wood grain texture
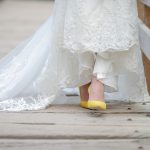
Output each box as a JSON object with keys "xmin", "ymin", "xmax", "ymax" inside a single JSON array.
[
  {"xmin": 0, "ymin": 103, "xmax": 150, "ymax": 139},
  {"xmin": 0, "ymin": 103, "xmax": 150, "ymax": 149},
  {"xmin": 0, "ymin": 139, "xmax": 149, "ymax": 150},
  {"xmin": 0, "ymin": 102, "xmax": 150, "ymax": 150},
  {"xmin": 0, "ymin": 139, "xmax": 150, "ymax": 150},
  {"xmin": 142, "ymin": 52, "xmax": 150, "ymax": 94}
]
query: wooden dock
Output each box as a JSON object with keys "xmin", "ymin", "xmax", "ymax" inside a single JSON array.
[{"xmin": 0, "ymin": 102, "xmax": 150, "ymax": 150}]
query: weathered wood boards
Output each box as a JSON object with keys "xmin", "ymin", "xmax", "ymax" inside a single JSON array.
[
  {"xmin": 0, "ymin": 139, "xmax": 149, "ymax": 150},
  {"xmin": 0, "ymin": 103, "xmax": 150, "ymax": 150}
]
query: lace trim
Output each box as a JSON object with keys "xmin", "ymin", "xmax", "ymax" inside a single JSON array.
[{"xmin": 0, "ymin": 95, "xmax": 55, "ymax": 112}]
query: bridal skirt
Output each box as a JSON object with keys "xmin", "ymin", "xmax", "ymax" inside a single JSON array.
[{"xmin": 0, "ymin": 0, "xmax": 148, "ymax": 111}]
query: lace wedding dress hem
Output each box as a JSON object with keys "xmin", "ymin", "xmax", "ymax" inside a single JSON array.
[{"xmin": 0, "ymin": 0, "xmax": 149, "ymax": 111}]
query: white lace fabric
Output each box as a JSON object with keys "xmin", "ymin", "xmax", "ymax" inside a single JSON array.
[
  {"xmin": 0, "ymin": 0, "xmax": 148, "ymax": 111},
  {"xmin": 63, "ymin": 0, "xmax": 139, "ymax": 53}
]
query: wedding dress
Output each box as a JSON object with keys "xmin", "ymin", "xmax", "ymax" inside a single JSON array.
[{"xmin": 0, "ymin": 0, "xmax": 148, "ymax": 111}]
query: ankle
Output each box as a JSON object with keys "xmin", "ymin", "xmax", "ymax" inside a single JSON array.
[
  {"xmin": 88, "ymin": 76, "xmax": 105, "ymax": 102},
  {"xmin": 79, "ymin": 82, "xmax": 91, "ymax": 101}
]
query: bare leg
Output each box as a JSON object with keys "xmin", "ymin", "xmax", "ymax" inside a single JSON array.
[
  {"xmin": 79, "ymin": 82, "xmax": 91, "ymax": 101},
  {"xmin": 88, "ymin": 75, "xmax": 105, "ymax": 102}
]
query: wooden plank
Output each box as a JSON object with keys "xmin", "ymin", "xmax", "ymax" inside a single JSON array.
[
  {"xmin": 138, "ymin": 0, "xmax": 145, "ymax": 20},
  {"xmin": 138, "ymin": 0, "xmax": 150, "ymax": 20},
  {"xmin": 0, "ymin": 113, "xmax": 150, "ymax": 126},
  {"xmin": 0, "ymin": 105, "xmax": 150, "ymax": 139},
  {"xmin": 139, "ymin": 20, "xmax": 150, "ymax": 94},
  {"xmin": 138, "ymin": 0, "xmax": 150, "ymax": 95},
  {"xmin": 0, "ymin": 123, "xmax": 150, "ymax": 139},
  {"xmin": 0, "ymin": 139, "xmax": 150, "ymax": 150},
  {"xmin": 27, "ymin": 103, "xmax": 150, "ymax": 113},
  {"xmin": 1, "ymin": 106, "xmax": 149, "ymax": 148},
  {"xmin": 0, "ymin": 103, "xmax": 149, "ymax": 140},
  {"xmin": 142, "ymin": 52, "xmax": 150, "ymax": 94},
  {"xmin": 144, "ymin": 5, "xmax": 150, "ymax": 26}
]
